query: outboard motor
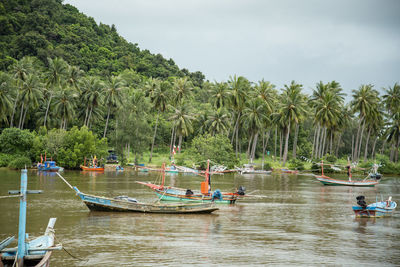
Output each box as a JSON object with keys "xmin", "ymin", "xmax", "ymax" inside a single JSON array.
[
  {"xmin": 237, "ymin": 186, "xmax": 246, "ymax": 195},
  {"xmin": 375, "ymin": 173, "xmax": 382, "ymax": 180},
  {"xmin": 356, "ymin": 195, "xmax": 367, "ymax": 208},
  {"xmin": 185, "ymin": 189, "xmax": 194, "ymax": 196}
]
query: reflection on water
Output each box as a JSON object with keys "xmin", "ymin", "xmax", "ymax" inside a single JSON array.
[{"xmin": 0, "ymin": 169, "xmax": 399, "ymax": 266}]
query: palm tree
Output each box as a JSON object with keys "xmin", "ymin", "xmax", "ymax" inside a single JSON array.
[
  {"xmin": 103, "ymin": 76, "xmax": 126, "ymax": 138},
  {"xmin": 173, "ymin": 77, "xmax": 193, "ymax": 105},
  {"xmin": 242, "ymin": 98, "xmax": 267, "ymax": 162},
  {"xmin": 254, "ymin": 80, "xmax": 276, "ymax": 113},
  {"xmin": 351, "ymin": 84, "xmax": 379, "ymax": 161},
  {"xmin": 206, "ymin": 108, "xmax": 231, "ymax": 136},
  {"xmin": 18, "ymin": 74, "xmax": 43, "ymax": 129},
  {"xmin": 0, "ymin": 72, "xmax": 13, "ymax": 126},
  {"xmin": 148, "ymin": 80, "xmax": 170, "ymax": 162},
  {"xmin": 66, "ymin": 65, "xmax": 84, "ymax": 91},
  {"xmin": 278, "ymin": 81, "xmax": 307, "ymax": 166},
  {"xmin": 53, "ymin": 82, "xmax": 77, "ymax": 129},
  {"xmin": 169, "ymin": 103, "xmax": 196, "ymax": 151},
  {"xmin": 228, "ymin": 75, "xmax": 249, "ymax": 157},
  {"xmin": 44, "ymin": 57, "xmax": 68, "ymax": 128},
  {"xmin": 9, "ymin": 57, "xmax": 34, "ymax": 127},
  {"xmin": 80, "ymin": 76, "xmax": 104, "ymax": 128},
  {"xmin": 209, "ymin": 82, "xmax": 231, "ymax": 109}
]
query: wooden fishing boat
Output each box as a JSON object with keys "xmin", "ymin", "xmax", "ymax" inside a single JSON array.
[
  {"xmin": 80, "ymin": 165, "xmax": 104, "ymax": 172},
  {"xmin": 137, "ymin": 161, "xmax": 243, "ymax": 204},
  {"xmin": 1, "ymin": 169, "xmax": 61, "ymax": 267},
  {"xmin": 56, "ymin": 173, "xmax": 218, "ymax": 214},
  {"xmin": 237, "ymin": 164, "xmax": 271, "ymax": 175},
  {"xmin": 37, "ymin": 160, "xmax": 60, "ymax": 172},
  {"xmin": 315, "ymin": 161, "xmax": 380, "ymax": 187},
  {"xmin": 352, "ymin": 196, "xmax": 397, "ymax": 217}
]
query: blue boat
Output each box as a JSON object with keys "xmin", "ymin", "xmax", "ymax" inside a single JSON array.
[
  {"xmin": 353, "ymin": 196, "xmax": 397, "ymax": 218},
  {"xmin": 116, "ymin": 165, "xmax": 124, "ymax": 171},
  {"xmin": 37, "ymin": 160, "xmax": 60, "ymax": 172},
  {"xmin": 0, "ymin": 169, "xmax": 61, "ymax": 266}
]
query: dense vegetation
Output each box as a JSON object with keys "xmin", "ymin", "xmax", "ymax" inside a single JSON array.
[{"xmin": 0, "ymin": 0, "xmax": 400, "ymax": 173}]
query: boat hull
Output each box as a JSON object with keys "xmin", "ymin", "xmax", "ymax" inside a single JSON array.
[
  {"xmin": 75, "ymin": 190, "xmax": 219, "ymax": 214},
  {"xmin": 80, "ymin": 165, "xmax": 104, "ymax": 172},
  {"xmin": 316, "ymin": 176, "xmax": 378, "ymax": 187}
]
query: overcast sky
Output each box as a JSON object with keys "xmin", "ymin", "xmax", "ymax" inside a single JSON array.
[{"xmin": 65, "ymin": 0, "xmax": 400, "ymax": 97}]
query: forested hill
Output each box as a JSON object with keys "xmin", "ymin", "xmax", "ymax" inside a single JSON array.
[{"xmin": 0, "ymin": 0, "xmax": 204, "ymax": 83}]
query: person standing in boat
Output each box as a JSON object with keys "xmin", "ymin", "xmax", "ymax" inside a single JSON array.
[{"xmin": 346, "ymin": 161, "xmax": 352, "ymax": 181}]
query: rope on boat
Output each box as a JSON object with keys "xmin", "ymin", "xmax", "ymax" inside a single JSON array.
[
  {"xmin": 54, "ymin": 235, "xmax": 87, "ymax": 262},
  {"xmin": 0, "ymin": 194, "xmax": 22, "ymax": 199}
]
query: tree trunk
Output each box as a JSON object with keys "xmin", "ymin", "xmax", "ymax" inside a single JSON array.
[
  {"xmin": 149, "ymin": 111, "xmax": 160, "ymax": 163},
  {"xmin": 321, "ymin": 127, "xmax": 327, "ymax": 157},
  {"xmin": 282, "ymin": 122, "xmax": 291, "ymax": 166},
  {"xmin": 84, "ymin": 106, "xmax": 89, "ymax": 126},
  {"xmin": 311, "ymin": 126, "xmax": 317, "ymax": 159},
  {"xmin": 357, "ymin": 119, "xmax": 366, "ymax": 160},
  {"xmin": 10, "ymin": 90, "xmax": 20, "ymax": 128},
  {"xmin": 396, "ymin": 137, "xmax": 400, "ymax": 163},
  {"xmin": 371, "ymin": 136, "xmax": 378, "ymax": 160},
  {"xmin": 363, "ymin": 127, "xmax": 371, "ymax": 162},
  {"xmin": 261, "ymin": 130, "xmax": 270, "ymax": 170},
  {"xmin": 235, "ymin": 113, "xmax": 241, "ymax": 158},
  {"xmin": 103, "ymin": 105, "xmax": 111, "ymax": 138},
  {"xmin": 87, "ymin": 107, "xmax": 93, "ymax": 128},
  {"xmin": 335, "ymin": 133, "xmax": 342, "ymax": 157},
  {"xmin": 390, "ymin": 143, "xmax": 395, "ymax": 162},
  {"xmin": 329, "ymin": 131, "xmax": 333, "ymax": 155},
  {"xmin": 314, "ymin": 125, "xmax": 321, "ymax": 159},
  {"xmin": 354, "ymin": 117, "xmax": 363, "ymax": 161},
  {"xmin": 279, "ymin": 130, "xmax": 283, "ymax": 164},
  {"xmin": 18, "ymin": 102, "xmax": 24, "ymax": 129},
  {"xmin": 169, "ymin": 126, "xmax": 175, "ymax": 156},
  {"xmin": 231, "ymin": 113, "xmax": 238, "ymax": 144},
  {"xmin": 178, "ymin": 135, "xmax": 183, "ymax": 153},
  {"xmin": 351, "ymin": 135, "xmax": 354, "ymax": 161},
  {"xmin": 247, "ymin": 132, "xmax": 253, "ymax": 160},
  {"xmin": 21, "ymin": 105, "xmax": 28, "ymax": 130},
  {"xmin": 292, "ymin": 123, "xmax": 299, "ymax": 159},
  {"xmin": 318, "ymin": 127, "xmax": 324, "ymax": 158},
  {"xmin": 44, "ymin": 93, "xmax": 53, "ymax": 128},
  {"xmin": 274, "ymin": 126, "xmax": 277, "ymax": 161},
  {"xmin": 251, "ymin": 132, "xmax": 259, "ymax": 163}
]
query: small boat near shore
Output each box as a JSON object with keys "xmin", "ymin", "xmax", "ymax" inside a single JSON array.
[
  {"xmin": 80, "ymin": 165, "xmax": 105, "ymax": 172},
  {"xmin": 236, "ymin": 164, "xmax": 271, "ymax": 175},
  {"xmin": 353, "ymin": 195, "xmax": 397, "ymax": 217},
  {"xmin": 315, "ymin": 161, "xmax": 380, "ymax": 187},
  {"xmin": 1, "ymin": 169, "xmax": 61, "ymax": 266},
  {"xmin": 37, "ymin": 160, "xmax": 61, "ymax": 172},
  {"xmin": 56, "ymin": 173, "xmax": 218, "ymax": 214}
]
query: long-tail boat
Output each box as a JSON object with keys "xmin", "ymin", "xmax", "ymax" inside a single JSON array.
[
  {"xmin": 137, "ymin": 161, "xmax": 244, "ymax": 204},
  {"xmin": 315, "ymin": 161, "xmax": 380, "ymax": 187},
  {"xmin": 1, "ymin": 169, "xmax": 61, "ymax": 266},
  {"xmin": 80, "ymin": 155, "xmax": 104, "ymax": 171},
  {"xmin": 56, "ymin": 173, "xmax": 218, "ymax": 214},
  {"xmin": 352, "ymin": 195, "xmax": 397, "ymax": 217}
]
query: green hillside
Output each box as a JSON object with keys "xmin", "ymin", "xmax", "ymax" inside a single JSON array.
[{"xmin": 0, "ymin": 0, "xmax": 204, "ymax": 83}]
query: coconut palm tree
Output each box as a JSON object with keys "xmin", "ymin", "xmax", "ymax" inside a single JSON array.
[
  {"xmin": 9, "ymin": 57, "xmax": 35, "ymax": 127},
  {"xmin": 18, "ymin": 74, "xmax": 43, "ymax": 129},
  {"xmin": 351, "ymin": 84, "xmax": 379, "ymax": 161},
  {"xmin": 173, "ymin": 77, "xmax": 193, "ymax": 105},
  {"xmin": 278, "ymin": 81, "xmax": 307, "ymax": 166},
  {"xmin": 103, "ymin": 76, "xmax": 126, "ymax": 138},
  {"xmin": 242, "ymin": 98, "xmax": 267, "ymax": 162},
  {"xmin": 44, "ymin": 57, "xmax": 68, "ymax": 128},
  {"xmin": 80, "ymin": 76, "xmax": 104, "ymax": 128},
  {"xmin": 53, "ymin": 82, "xmax": 77, "ymax": 129},
  {"xmin": 209, "ymin": 82, "xmax": 231, "ymax": 109},
  {"xmin": 148, "ymin": 80, "xmax": 170, "ymax": 162},
  {"xmin": 0, "ymin": 72, "xmax": 13, "ymax": 126},
  {"xmin": 169, "ymin": 103, "xmax": 196, "ymax": 151},
  {"xmin": 206, "ymin": 108, "xmax": 231, "ymax": 136}
]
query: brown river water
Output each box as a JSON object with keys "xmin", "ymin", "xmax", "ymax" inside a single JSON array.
[{"xmin": 1, "ymin": 169, "xmax": 399, "ymax": 266}]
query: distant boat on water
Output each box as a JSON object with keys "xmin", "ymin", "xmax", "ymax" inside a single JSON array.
[{"xmin": 37, "ymin": 160, "xmax": 61, "ymax": 172}]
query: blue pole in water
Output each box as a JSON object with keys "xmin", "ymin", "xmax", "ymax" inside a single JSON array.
[{"xmin": 17, "ymin": 169, "xmax": 28, "ymax": 264}]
